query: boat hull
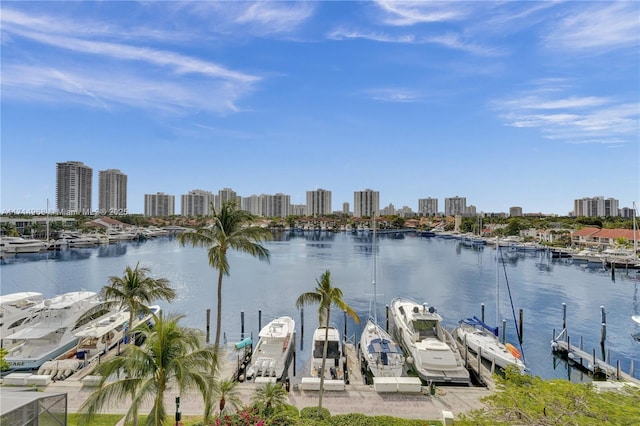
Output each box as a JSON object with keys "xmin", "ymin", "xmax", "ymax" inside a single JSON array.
[{"xmin": 454, "ymin": 324, "xmax": 526, "ymax": 373}]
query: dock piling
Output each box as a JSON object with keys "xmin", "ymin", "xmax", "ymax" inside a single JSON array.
[
  {"xmin": 205, "ymin": 309, "xmax": 211, "ymax": 344},
  {"xmin": 562, "ymin": 303, "xmax": 567, "ymax": 336},
  {"xmin": 300, "ymin": 307, "xmax": 304, "ymax": 351},
  {"xmin": 501, "ymin": 319, "xmax": 506, "ymax": 344},
  {"xmin": 241, "ymin": 310, "xmax": 245, "ymax": 339},
  {"xmin": 386, "ymin": 305, "xmax": 389, "ymax": 333},
  {"xmin": 481, "ymin": 303, "xmax": 485, "ymax": 322},
  {"xmin": 258, "ymin": 309, "xmax": 262, "ymax": 332},
  {"xmin": 518, "ymin": 309, "xmax": 524, "ymax": 344}
]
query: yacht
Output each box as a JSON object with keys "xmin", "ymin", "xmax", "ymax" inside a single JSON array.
[
  {"xmin": 391, "ymin": 297, "xmax": 470, "ymax": 385},
  {"xmin": 0, "ymin": 292, "xmax": 45, "ymax": 347},
  {"xmin": 246, "ymin": 316, "xmax": 295, "ymax": 382},
  {"xmin": 0, "ymin": 237, "xmax": 47, "ymax": 253},
  {"xmin": 4, "ymin": 291, "xmax": 105, "ymax": 370},
  {"xmin": 54, "ymin": 233, "xmax": 100, "ymax": 248}
]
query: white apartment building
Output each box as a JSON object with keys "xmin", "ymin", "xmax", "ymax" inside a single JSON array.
[
  {"xmin": 444, "ymin": 196, "xmax": 467, "ymax": 217},
  {"xmin": 342, "ymin": 202, "xmax": 350, "ymax": 215},
  {"xmin": 181, "ymin": 189, "xmax": 214, "ymax": 216},
  {"xmin": 418, "ymin": 198, "xmax": 438, "ymax": 216},
  {"xmin": 574, "ymin": 197, "xmax": 620, "ymax": 217},
  {"xmin": 144, "ymin": 192, "xmax": 175, "ymax": 217},
  {"xmin": 56, "ymin": 161, "xmax": 93, "ymax": 215},
  {"xmin": 306, "ymin": 189, "xmax": 332, "ymax": 216},
  {"xmin": 263, "ymin": 193, "xmax": 290, "ymax": 218},
  {"xmin": 242, "ymin": 194, "xmax": 262, "ymax": 216},
  {"xmin": 98, "ymin": 169, "xmax": 127, "ymax": 214},
  {"xmin": 354, "ymin": 189, "xmax": 379, "ymax": 217},
  {"xmin": 215, "ymin": 188, "xmax": 240, "ymax": 209}
]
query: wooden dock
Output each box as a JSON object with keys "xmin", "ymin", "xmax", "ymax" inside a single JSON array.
[
  {"xmin": 459, "ymin": 342, "xmax": 497, "ymax": 390},
  {"xmin": 551, "ymin": 333, "xmax": 640, "ymax": 386}
]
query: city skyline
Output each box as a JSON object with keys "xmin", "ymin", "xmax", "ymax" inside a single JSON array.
[
  {"xmin": 50, "ymin": 162, "xmax": 635, "ymax": 217},
  {"xmin": 1, "ymin": 2, "xmax": 638, "ymax": 215}
]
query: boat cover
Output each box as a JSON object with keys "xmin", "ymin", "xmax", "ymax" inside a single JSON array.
[
  {"xmin": 368, "ymin": 338, "xmax": 403, "ymax": 354},
  {"xmin": 461, "ymin": 316, "xmax": 499, "ymax": 336}
]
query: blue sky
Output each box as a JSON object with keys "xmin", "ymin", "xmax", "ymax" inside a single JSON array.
[{"xmin": 1, "ymin": 1, "xmax": 638, "ymax": 216}]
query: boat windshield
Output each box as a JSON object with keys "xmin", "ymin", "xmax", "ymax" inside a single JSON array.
[
  {"xmin": 313, "ymin": 340, "xmax": 340, "ymax": 359},
  {"xmin": 412, "ymin": 319, "xmax": 438, "ymax": 338}
]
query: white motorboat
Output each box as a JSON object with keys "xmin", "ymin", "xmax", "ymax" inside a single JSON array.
[
  {"xmin": 54, "ymin": 233, "xmax": 100, "ymax": 248},
  {"xmin": 632, "ymin": 315, "xmax": 640, "ymax": 325},
  {"xmin": 0, "ymin": 236, "xmax": 47, "ymax": 253},
  {"xmin": 310, "ymin": 325, "xmax": 345, "ymax": 382},
  {"xmin": 0, "ymin": 292, "xmax": 45, "ymax": 347},
  {"xmin": 246, "ymin": 316, "xmax": 295, "ymax": 381},
  {"xmin": 391, "ymin": 297, "xmax": 470, "ymax": 385},
  {"xmin": 73, "ymin": 304, "xmax": 161, "ymax": 362},
  {"xmin": 4, "ymin": 291, "xmax": 104, "ymax": 370},
  {"xmin": 359, "ymin": 216, "xmax": 405, "ymax": 378},
  {"xmin": 453, "ymin": 316, "xmax": 526, "ymax": 373}
]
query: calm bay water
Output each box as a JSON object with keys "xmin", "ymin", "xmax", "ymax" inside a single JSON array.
[{"xmin": 2, "ymin": 231, "xmax": 639, "ymax": 381}]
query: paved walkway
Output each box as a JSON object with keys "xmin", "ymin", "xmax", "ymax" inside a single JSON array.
[
  {"xmin": 49, "ymin": 379, "xmax": 490, "ymax": 423},
  {"xmin": 42, "ymin": 345, "xmax": 491, "ymax": 423}
]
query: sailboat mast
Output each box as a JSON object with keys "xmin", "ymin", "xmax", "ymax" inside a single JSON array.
[{"xmin": 372, "ymin": 212, "xmax": 378, "ymax": 324}]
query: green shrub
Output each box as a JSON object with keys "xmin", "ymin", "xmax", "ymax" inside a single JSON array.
[{"xmin": 300, "ymin": 406, "xmax": 331, "ymax": 420}]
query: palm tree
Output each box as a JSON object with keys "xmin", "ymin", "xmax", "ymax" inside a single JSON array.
[
  {"xmin": 296, "ymin": 270, "xmax": 360, "ymax": 416},
  {"xmin": 178, "ymin": 200, "xmax": 271, "ymax": 347},
  {"xmin": 252, "ymin": 382, "xmax": 289, "ymax": 416},
  {"xmin": 78, "ymin": 313, "xmax": 217, "ymax": 426},
  {"xmin": 208, "ymin": 376, "xmax": 244, "ymax": 419},
  {"xmin": 102, "ymin": 262, "xmax": 176, "ymax": 345}
]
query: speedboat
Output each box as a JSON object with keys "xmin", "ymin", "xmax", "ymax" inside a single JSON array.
[
  {"xmin": 4, "ymin": 291, "xmax": 104, "ymax": 370},
  {"xmin": 246, "ymin": 316, "xmax": 295, "ymax": 382},
  {"xmin": 310, "ymin": 325, "xmax": 345, "ymax": 382},
  {"xmin": 453, "ymin": 316, "xmax": 527, "ymax": 373},
  {"xmin": 391, "ymin": 297, "xmax": 470, "ymax": 385},
  {"xmin": 360, "ymin": 319, "xmax": 405, "ymax": 377},
  {"xmin": 632, "ymin": 315, "xmax": 640, "ymax": 325},
  {"xmin": 0, "ymin": 292, "xmax": 45, "ymax": 347}
]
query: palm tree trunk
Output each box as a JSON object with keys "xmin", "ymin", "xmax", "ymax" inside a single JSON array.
[
  {"xmin": 214, "ymin": 270, "xmax": 224, "ymax": 348},
  {"xmin": 127, "ymin": 311, "xmax": 134, "ymax": 345},
  {"xmin": 318, "ymin": 307, "xmax": 330, "ymax": 416}
]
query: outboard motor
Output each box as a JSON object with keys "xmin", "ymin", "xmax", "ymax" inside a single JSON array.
[{"xmin": 330, "ymin": 367, "xmax": 337, "ymax": 379}]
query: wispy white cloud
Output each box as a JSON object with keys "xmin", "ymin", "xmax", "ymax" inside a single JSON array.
[
  {"xmin": 185, "ymin": 1, "xmax": 315, "ymax": 36},
  {"xmin": 1, "ymin": 7, "xmax": 261, "ymax": 114},
  {"xmin": 493, "ymin": 85, "xmax": 639, "ymax": 144},
  {"xmin": 327, "ymin": 29, "xmax": 416, "ymax": 43},
  {"xmin": 374, "ymin": 1, "xmax": 469, "ymax": 26},
  {"xmin": 544, "ymin": 2, "xmax": 640, "ymax": 53},
  {"xmin": 327, "ymin": 28, "xmax": 501, "ymax": 56},
  {"xmin": 1, "ymin": 63, "xmax": 250, "ymax": 115},
  {"xmin": 363, "ymin": 88, "xmax": 422, "ymax": 103}
]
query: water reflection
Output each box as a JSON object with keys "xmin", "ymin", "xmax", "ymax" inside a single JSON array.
[{"xmin": 97, "ymin": 243, "xmax": 128, "ymax": 257}]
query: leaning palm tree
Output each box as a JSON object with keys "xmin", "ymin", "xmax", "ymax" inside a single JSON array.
[
  {"xmin": 78, "ymin": 313, "xmax": 217, "ymax": 426},
  {"xmin": 252, "ymin": 381, "xmax": 289, "ymax": 416},
  {"xmin": 178, "ymin": 200, "xmax": 271, "ymax": 347},
  {"xmin": 102, "ymin": 262, "xmax": 176, "ymax": 346},
  {"xmin": 296, "ymin": 270, "xmax": 360, "ymax": 416}
]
